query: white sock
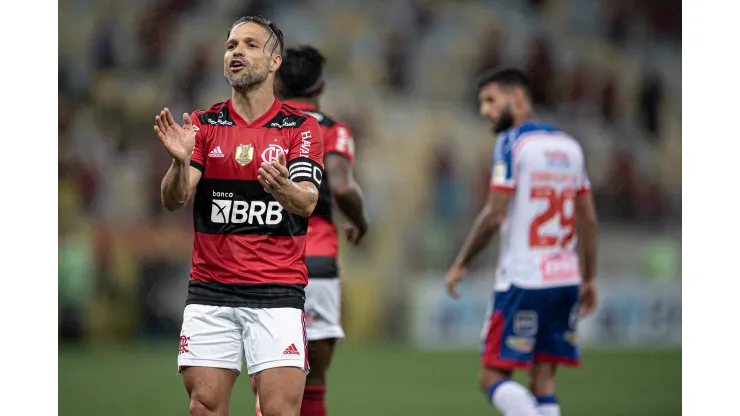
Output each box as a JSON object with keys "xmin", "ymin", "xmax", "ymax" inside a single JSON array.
[
  {"xmin": 536, "ymin": 396, "xmax": 560, "ymax": 416},
  {"xmin": 488, "ymin": 379, "xmax": 542, "ymax": 416}
]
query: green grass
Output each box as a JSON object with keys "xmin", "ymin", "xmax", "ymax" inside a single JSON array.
[{"xmin": 59, "ymin": 343, "xmax": 680, "ymax": 415}]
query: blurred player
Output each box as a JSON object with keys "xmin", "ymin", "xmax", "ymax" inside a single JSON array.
[
  {"xmin": 250, "ymin": 45, "xmax": 368, "ymax": 416},
  {"xmin": 445, "ymin": 68, "xmax": 598, "ymax": 416},
  {"xmin": 155, "ymin": 16, "xmax": 324, "ymax": 416}
]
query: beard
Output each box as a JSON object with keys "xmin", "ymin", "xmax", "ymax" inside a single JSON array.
[
  {"xmin": 492, "ymin": 105, "xmax": 515, "ymax": 133},
  {"xmin": 225, "ymin": 60, "xmax": 269, "ymax": 91}
]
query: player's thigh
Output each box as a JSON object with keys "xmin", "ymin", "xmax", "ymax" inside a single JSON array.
[
  {"xmin": 240, "ymin": 307, "xmax": 307, "ymax": 413},
  {"xmin": 533, "ymin": 285, "xmax": 581, "ymax": 368},
  {"xmin": 239, "ymin": 306, "xmax": 308, "ymax": 375},
  {"xmin": 178, "ymin": 304, "xmax": 244, "ymax": 410},
  {"xmin": 305, "ymin": 338, "xmax": 337, "ymax": 386},
  {"xmin": 304, "ymin": 278, "xmax": 345, "ymax": 342},
  {"xmin": 178, "ymin": 304, "xmax": 245, "ymax": 373},
  {"xmin": 254, "ymin": 366, "xmax": 306, "ymax": 415},
  {"xmin": 480, "ymin": 287, "xmax": 537, "ymax": 374},
  {"xmin": 304, "ymin": 278, "xmax": 343, "ymax": 386}
]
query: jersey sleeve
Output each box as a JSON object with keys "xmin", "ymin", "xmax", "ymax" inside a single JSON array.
[
  {"xmin": 287, "ymin": 116, "xmax": 324, "ymax": 189},
  {"xmin": 324, "ymin": 123, "xmax": 356, "ymax": 164},
  {"xmin": 490, "ymin": 133, "xmax": 516, "ymax": 193},
  {"xmin": 189, "ymin": 112, "xmax": 207, "ymax": 173},
  {"xmin": 577, "ymin": 164, "xmax": 592, "ymax": 195}
]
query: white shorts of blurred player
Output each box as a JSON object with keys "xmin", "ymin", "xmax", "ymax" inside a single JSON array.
[
  {"xmin": 304, "ymin": 278, "xmax": 345, "ymax": 342},
  {"xmin": 177, "ymin": 305, "xmax": 309, "ymax": 376}
]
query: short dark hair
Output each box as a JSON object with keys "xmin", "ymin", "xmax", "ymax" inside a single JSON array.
[
  {"xmin": 227, "ymin": 16, "xmax": 284, "ymax": 55},
  {"xmin": 476, "ymin": 68, "xmax": 533, "ymax": 98},
  {"xmin": 277, "ymin": 46, "xmax": 326, "ymax": 98}
]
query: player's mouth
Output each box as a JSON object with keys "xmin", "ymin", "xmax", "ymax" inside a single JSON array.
[{"xmin": 229, "ymin": 60, "xmax": 246, "ymax": 71}]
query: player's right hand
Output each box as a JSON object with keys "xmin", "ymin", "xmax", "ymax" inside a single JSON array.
[
  {"xmin": 154, "ymin": 108, "xmax": 195, "ymax": 163},
  {"xmin": 341, "ymin": 222, "xmax": 366, "ymax": 245},
  {"xmin": 578, "ymin": 280, "xmax": 597, "ymax": 318},
  {"xmin": 445, "ymin": 265, "xmax": 467, "ymax": 299}
]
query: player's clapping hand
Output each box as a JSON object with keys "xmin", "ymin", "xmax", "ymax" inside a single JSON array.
[
  {"xmin": 445, "ymin": 265, "xmax": 467, "ymax": 299},
  {"xmin": 258, "ymin": 150, "xmax": 292, "ymax": 194},
  {"xmin": 154, "ymin": 108, "xmax": 195, "ymax": 163},
  {"xmin": 341, "ymin": 222, "xmax": 366, "ymax": 245}
]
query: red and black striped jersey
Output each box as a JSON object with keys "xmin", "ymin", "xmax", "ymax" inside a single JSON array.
[
  {"xmin": 284, "ymin": 101, "xmax": 355, "ymax": 279},
  {"xmin": 187, "ymin": 98, "xmax": 324, "ymax": 308}
]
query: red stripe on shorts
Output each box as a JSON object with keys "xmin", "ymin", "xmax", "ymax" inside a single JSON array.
[{"xmin": 481, "ymin": 311, "xmax": 532, "ymax": 370}]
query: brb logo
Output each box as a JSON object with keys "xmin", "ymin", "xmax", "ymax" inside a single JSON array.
[{"xmin": 211, "ymin": 191, "xmax": 283, "ymax": 225}]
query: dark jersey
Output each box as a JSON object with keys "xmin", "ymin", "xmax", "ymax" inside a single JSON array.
[
  {"xmin": 187, "ymin": 98, "xmax": 324, "ymax": 309},
  {"xmin": 284, "ymin": 101, "xmax": 355, "ymax": 279}
]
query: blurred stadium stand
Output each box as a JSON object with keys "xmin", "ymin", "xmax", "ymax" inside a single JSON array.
[{"xmin": 59, "ymin": 0, "xmax": 680, "ymax": 347}]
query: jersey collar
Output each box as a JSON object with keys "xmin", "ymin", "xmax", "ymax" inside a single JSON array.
[
  {"xmin": 227, "ymin": 97, "xmax": 283, "ymax": 128},
  {"xmin": 517, "ymin": 120, "xmax": 539, "ymax": 129}
]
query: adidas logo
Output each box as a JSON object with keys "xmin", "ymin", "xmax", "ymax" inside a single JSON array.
[
  {"xmin": 208, "ymin": 146, "xmax": 225, "ymax": 158},
  {"xmin": 282, "ymin": 343, "xmax": 300, "ymax": 355}
]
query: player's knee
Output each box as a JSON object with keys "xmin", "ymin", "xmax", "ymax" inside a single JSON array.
[
  {"xmin": 479, "ymin": 367, "xmax": 512, "ymax": 395},
  {"xmin": 479, "ymin": 377, "xmax": 500, "ymax": 396},
  {"xmin": 260, "ymin": 386, "xmax": 302, "ymax": 416},
  {"xmin": 305, "ymin": 340, "xmax": 333, "ymax": 387},
  {"xmin": 188, "ymin": 388, "xmax": 223, "ymax": 416},
  {"xmin": 189, "ymin": 397, "xmax": 216, "ymax": 416},
  {"xmin": 260, "ymin": 398, "xmax": 300, "ymax": 416},
  {"xmin": 529, "ymin": 370, "xmax": 557, "ymax": 396}
]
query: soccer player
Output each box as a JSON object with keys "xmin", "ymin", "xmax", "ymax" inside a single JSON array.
[
  {"xmin": 445, "ymin": 68, "xmax": 599, "ymax": 416},
  {"xmin": 250, "ymin": 45, "xmax": 368, "ymax": 416},
  {"xmin": 154, "ymin": 16, "xmax": 324, "ymax": 416}
]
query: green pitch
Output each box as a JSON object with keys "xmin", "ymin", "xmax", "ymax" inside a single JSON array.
[{"xmin": 59, "ymin": 343, "xmax": 680, "ymax": 415}]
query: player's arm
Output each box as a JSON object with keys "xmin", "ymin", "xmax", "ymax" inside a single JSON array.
[
  {"xmin": 161, "ymin": 162, "xmax": 202, "ymax": 211},
  {"xmin": 453, "ymin": 190, "xmax": 511, "ymax": 268},
  {"xmin": 261, "ymin": 155, "xmax": 320, "ymax": 217},
  {"xmin": 324, "ymin": 125, "xmax": 368, "ymax": 239},
  {"xmin": 156, "ymin": 109, "xmax": 203, "ymax": 211},
  {"xmin": 575, "ymin": 164, "xmax": 598, "ymax": 317},
  {"xmin": 446, "ymin": 190, "xmax": 511, "ymax": 298},
  {"xmin": 575, "ymin": 163, "xmax": 598, "ymax": 282},
  {"xmin": 576, "ymin": 192, "xmax": 598, "ymax": 283},
  {"xmin": 259, "ymin": 118, "xmax": 324, "ymax": 217},
  {"xmin": 446, "ymin": 135, "xmax": 513, "ymax": 297},
  {"xmin": 453, "ymin": 136, "xmax": 515, "ymax": 268},
  {"xmin": 326, "ymin": 154, "xmax": 368, "ymax": 233}
]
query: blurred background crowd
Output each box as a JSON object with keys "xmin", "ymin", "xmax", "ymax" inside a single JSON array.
[{"xmin": 59, "ymin": 0, "xmax": 680, "ymax": 349}]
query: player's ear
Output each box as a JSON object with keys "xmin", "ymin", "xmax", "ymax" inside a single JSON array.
[
  {"xmin": 270, "ymin": 53, "xmax": 282, "ymax": 73},
  {"xmin": 513, "ymin": 88, "xmax": 525, "ymax": 105},
  {"xmin": 317, "ymin": 81, "xmax": 326, "ymax": 95},
  {"xmin": 513, "ymin": 88, "xmax": 529, "ymax": 113}
]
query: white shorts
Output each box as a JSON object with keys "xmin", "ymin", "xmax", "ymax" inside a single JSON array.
[
  {"xmin": 304, "ymin": 278, "xmax": 345, "ymax": 341},
  {"xmin": 177, "ymin": 304, "xmax": 308, "ymax": 376}
]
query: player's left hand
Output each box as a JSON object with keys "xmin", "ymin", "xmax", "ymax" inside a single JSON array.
[
  {"xmin": 445, "ymin": 265, "xmax": 467, "ymax": 299},
  {"xmin": 578, "ymin": 280, "xmax": 598, "ymax": 318},
  {"xmin": 258, "ymin": 151, "xmax": 291, "ymax": 194}
]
